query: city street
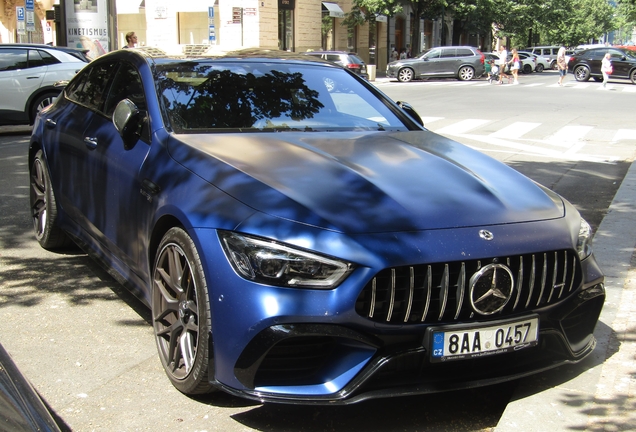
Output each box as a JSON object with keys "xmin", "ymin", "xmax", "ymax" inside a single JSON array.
[{"xmin": 1, "ymin": 69, "xmax": 635, "ymax": 431}]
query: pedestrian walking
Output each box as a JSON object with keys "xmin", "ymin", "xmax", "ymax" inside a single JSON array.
[
  {"xmin": 557, "ymin": 46, "xmax": 567, "ymax": 86},
  {"xmin": 510, "ymin": 48, "xmax": 520, "ymax": 84},
  {"xmin": 497, "ymin": 45, "xmax": 509, "ymax": 84},
  {"xmin": 601, "ymin": 52, "xmax": 612, "ymax": 89},
  {"xmin": 123, "ymin": 32, "xmax": 137, "ymax": 49}
]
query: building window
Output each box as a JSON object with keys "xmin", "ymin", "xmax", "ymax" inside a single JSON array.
[
  {"xmin": 278, "ymin": 0, "xmax": 295, "ymax": 51},
  {"xmin": 278, "ymin": 10, "xmax": 294, "ymax": 51}
]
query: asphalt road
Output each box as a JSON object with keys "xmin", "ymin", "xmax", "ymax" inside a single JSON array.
[{"xmin": 0, "ymin": 71, "xmax": 634, "ymax": 431}]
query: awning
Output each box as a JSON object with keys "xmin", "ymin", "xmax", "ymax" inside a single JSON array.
[{"xmin": 322, "ymin": 2, "xmax": 345, "ymax": 18}]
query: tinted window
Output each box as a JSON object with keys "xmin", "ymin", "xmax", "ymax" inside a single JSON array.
[
  {"xmin": 27, "ymin": 50, "xmax": 46, "ymax": 68},
  {"xmin": 66, "ymin": 60, "xmax": 118, "ymax": 112},
  {"xmin": 441, "ymin": 49, "xmax": 457, "ymax": 58},
  {"xmin": 423, "ymin": 48, "xmax": 441, "ymax": 59},
  {"xmin": 104, "ymin": 63, "xmax": 146, "ymax": 117},
  {"xmin": 157, "ymin": 63, "xmax": 409, "ymax": 133},
  {"xmin": 456, "ymin": 48, "xmax": 474, "ymax": 57},
  {"xmin": 38, "ymin": 50, "xmax": 59, "ymax": 65},
  {"xmin": 587, "ymin": 50, "xmax": 606, "ymax": 60},
  {"xmin": 0, "ymin": 49, "xmax": 28, "ymax": 71},
  {"xmin": 348, "ymin": 55, "xmax": 364, "ymax": 65}
]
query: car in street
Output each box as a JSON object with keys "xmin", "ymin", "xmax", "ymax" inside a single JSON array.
[
  {"xmin": 518, "ymin": 51, "xmax": 551, "ymax": 72},
  {"xmin": 524, "ymin": 46, "xmax": 561, "ymax": 69},
  {"xmin": 568, "ymin": 47, "xmax": 636, "ymax": 84},
  {"xmin": 29, "ymin": 48, "xmax": 605, "ymax": 405},
  {"xmin": 302, "ymin": 50, "xmax": 368, "ymax": 79},
  {"xmin": 386, "ymin": 46, "xmax": 485, "ymax": 82},
  {"xmin": 0, "ymin": 43, "xmax": 88, "ymax": 125}
]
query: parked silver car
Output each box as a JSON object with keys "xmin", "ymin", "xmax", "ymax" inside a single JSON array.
[
  {"xmin": 0, "ymin": 43, "xmax": 88, "ymax": 125},
  {"xmin": 386, "ymin": 46, "xmax": 485, "ymax": 82}
]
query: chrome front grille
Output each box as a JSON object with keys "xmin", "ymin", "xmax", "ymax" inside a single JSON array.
[{"xmin": 355, "ymin": 250, "xmax": 581, "ymax": 324}]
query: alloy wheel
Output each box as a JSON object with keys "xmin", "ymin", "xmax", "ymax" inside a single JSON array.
[
  {"xmin": 153, "ymin": 242, "xmax": 200, "ymax": 380},
  {"xmin": 30, "ymin": 157, "xmax": 48, "ymax": 239}
]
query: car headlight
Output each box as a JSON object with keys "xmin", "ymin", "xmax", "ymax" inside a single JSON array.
[
  {"xmin": 219, "ymin": 231, "xmax": 354, "ymax": 289},
  {"xmin": 577, "ymin": 218, "xmax": 592, "ymax": 260}
]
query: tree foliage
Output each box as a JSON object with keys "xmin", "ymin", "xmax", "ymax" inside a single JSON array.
[{"xmin": 350, "ymin": 0, "xmax": 621, "ymax": 51}]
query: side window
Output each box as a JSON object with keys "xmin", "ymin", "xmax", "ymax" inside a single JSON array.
[
  {"xmin": 38, "ymin": 50, "xmax": 59, "ymax": 66},
  {"xmin": 441, "ymin": 49, "xmax": 457, "ymax": 58},
  {"xmin": 0, "ymin": 49, "xmax": 28, "ymax": 71},
  {"xmin": 455, "ymin": 48, "xmax": 473, "ymax": 57},
  {"xmin": 608, "ymin": 49, "xmax": 624, "ymax": 60},
  {"xmin": 424, "ymin": 49, "xmax": 441, "ymax": 59},
  {"xmin": 589, "ymin": 50, "xmax": 606, "ymax": 60},
  {"xmin": 28, "ymin": 50, "xmax": 46, "ymax": 68},
  {"xmin": 104, "ymin": 63, "xmax": 147, "ymax": 117},
  {"xmin": 65, "ymin": 60, "xmax": 118, "ymax": 111}
]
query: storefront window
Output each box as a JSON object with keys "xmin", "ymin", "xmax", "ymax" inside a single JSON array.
[
  {"xmin": 278, "ymin": 0, "xmax": 294, "ymax": 51},
  {"xmin": 278, "ymin": 10, "xmax": 294, "ymax": 51}
]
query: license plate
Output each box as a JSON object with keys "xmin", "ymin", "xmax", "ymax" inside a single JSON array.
[{"xmin": 428, "ymin": 316, "xmax": 539, "ymax": 362}]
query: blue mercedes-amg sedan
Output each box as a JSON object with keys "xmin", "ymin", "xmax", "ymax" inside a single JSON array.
[{"xmin": 29, "ymin": 47, "xmax": 605, "ymax": 404}]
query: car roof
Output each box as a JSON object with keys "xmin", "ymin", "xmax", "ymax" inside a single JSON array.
[
  {"xmin": 0, "ymin": 43, "xmax": 91, "ymax": 61},
  {"xmin": 97, "ymin": 47, "xmax": 343, "ymax": 69}
]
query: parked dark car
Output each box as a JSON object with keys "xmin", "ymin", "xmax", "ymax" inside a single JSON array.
[
  {"xmin": 29, "ymin": 48, "xmax": 605, "ymax": 405},
  {"xmin": 0, "ymin": 43, "xmax": 88, "ymax": 125},
  {"xmin": 302, "ymin": 50, "xmax": 368, "ymax": 79},
  {"xmin": 386, "ymin": 46, "xmax": 485, "ymax": 81},
  {"xmin": 568, "ymin": 47, "xmax": 636, "ymax": 84}
]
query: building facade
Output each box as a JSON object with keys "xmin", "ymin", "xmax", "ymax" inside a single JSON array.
[{"xmin": 0, "ymin": 0, "xmax": 489, "ymax": 75}]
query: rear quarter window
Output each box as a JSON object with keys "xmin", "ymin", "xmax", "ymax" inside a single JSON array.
[{"xmin": 456, "ymin": 48, "xmax": 474, "ymax": 57}]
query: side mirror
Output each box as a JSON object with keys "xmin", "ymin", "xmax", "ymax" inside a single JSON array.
[
  {"xmin": 113, "ymin": 99, "xmax": 142, "ymax": 150},
  {"xmin": 397, "ymin": 101, "xmax": 424, "ymax": 127}
]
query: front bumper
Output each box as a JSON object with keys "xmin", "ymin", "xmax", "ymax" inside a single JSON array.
[{"xmin": 197, "ymin": 227, "xmax": 605, "ymax": 405}]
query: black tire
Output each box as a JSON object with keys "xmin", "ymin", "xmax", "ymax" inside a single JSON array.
[
  {"xmin": 574, "ymin": 66, "xmax": 591, "ymax": 82},
  {"xmin": 551, "ymin": 60, "xmax": 558, "ymax": 70},
  {"xmin": 522, "ymin": 64, "xmax": 532, "ymax": 74},
  {"xmin": 30, "ymin": 150, "xmax": 71, "ymax": 249},
  {"xmin": 536, "ymin": 64, "xmax": 544, "ymax": 73},
  {"xmin": 397, "ymin": 68, "xmax": 414, "ymax": 82},
  {"xmin": 152, "ymin": 227, "xmax": 215, "ymax": 395},
  {"xmin": 30, "ymin": 91, "xmax": 59, "ymax": 124},
  {"xmin": 630, "ymin": 69, "xmax": 636, "ymax": 85},
  {"xmin": 457, "ymin": 66, "xmax": 475, "ymax": 81}
]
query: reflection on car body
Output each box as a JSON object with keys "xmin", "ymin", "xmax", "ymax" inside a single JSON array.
[{"xmin": 29, "ymin": 48, "xmax": 605, "ymax": 405}]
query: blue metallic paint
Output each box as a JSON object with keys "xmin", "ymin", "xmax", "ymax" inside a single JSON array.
[{"xmin": 29, "ymin": 48, "xmax": 605, "ymax": 404}]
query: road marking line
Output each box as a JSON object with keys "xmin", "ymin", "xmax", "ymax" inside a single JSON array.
[
  {"xmin": 421, "ymin": 117, "xmax": 444, "ymax": 124},
  {"xmin": 490, "ymin": 122, "xmax": 541, "ymax": 139},
  {"xmin": 435, "ymin": 119, "xmax": 490, "ymax": 135},
  {"xmin": 544, "ymin": 125, "xmax": 594, "ymax": 147},
  {"xmin": 613, "ymin": 129, "xmax": 636, "ymax": 142}
]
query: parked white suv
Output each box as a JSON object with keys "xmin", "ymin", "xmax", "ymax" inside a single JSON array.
[
  {"xmin": 0, "ymin": 44, "xmax": 88, "ymax": 125},
  {"xmin": 524, "ymin": 46, "xmax": 561, "ymax": 70}
]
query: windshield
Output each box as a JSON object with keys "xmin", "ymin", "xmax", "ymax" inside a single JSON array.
[{"xmin": 157, "ymin": 61, "xmax": 409, "ymax": 133}]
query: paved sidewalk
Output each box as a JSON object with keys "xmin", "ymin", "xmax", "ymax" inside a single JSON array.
[{"xmin": 496, "ymin": 159, "xmax": 636, "ymax": 431}]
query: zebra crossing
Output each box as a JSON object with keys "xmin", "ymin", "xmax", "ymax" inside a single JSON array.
[
  {"xmin": 374, "ymin": 78, "xmax": 636, "ymax": 92},
  {"xmin": 420, "ymin": 117, "xmax": 636, "ymax": 163}
]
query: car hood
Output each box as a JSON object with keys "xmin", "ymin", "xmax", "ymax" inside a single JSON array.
[{"xmin": 168, "ymin": 131, "xmax": 564, "ymax": 234}]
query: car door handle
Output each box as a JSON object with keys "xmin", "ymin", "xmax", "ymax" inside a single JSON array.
[
  {"xmin": 45, "ymin": 118, "xmax": 57, "ymax": 128},
  {"xmin": 26, "ymin": 76, "xmax": 41, "ymax": 79},
  {"xmin": 84, "ymin": 137, "xmax": 98, "ymax": 149}
]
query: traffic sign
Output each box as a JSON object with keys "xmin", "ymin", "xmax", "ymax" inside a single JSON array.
[{"xmin": 16, "ymin": 6, "xmax": 26, "ymax": 35}]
